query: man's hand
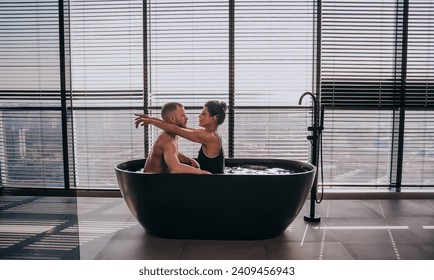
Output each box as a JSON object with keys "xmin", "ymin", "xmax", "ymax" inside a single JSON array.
[
  {"xmin": 178, "ymin": 153, "xmax": 200, "ymax": 169},
  {"xmin": 190, "ymin": 158, "xmax": 200, "ymax": 169},
  {"xmin": 164, "ymin": 143, "xmax": 211, "ymax": 175}
]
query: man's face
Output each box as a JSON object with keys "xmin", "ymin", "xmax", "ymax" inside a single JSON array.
[{"xmin": 172, "ymin": 106, "xmax": 188, "ymax": 128}]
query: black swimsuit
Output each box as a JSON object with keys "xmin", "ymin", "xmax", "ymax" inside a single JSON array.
[{"xmin": 196, "ymin": 133, "xmax": 224, "ymax": 174}]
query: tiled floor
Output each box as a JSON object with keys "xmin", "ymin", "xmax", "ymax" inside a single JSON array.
[{"xmin": 0, "ymin": 195, "xmax": 433, "ymax": 260}]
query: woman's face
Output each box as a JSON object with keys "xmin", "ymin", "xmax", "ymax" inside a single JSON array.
[{"xmin": 199, "ymin": 106, "xmax": 216, "ymax": 127}]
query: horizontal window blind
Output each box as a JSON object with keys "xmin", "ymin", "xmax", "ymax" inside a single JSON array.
[
  {"xmin": 321, "ymin": 0, "xmax": 398, "ymax": 108},
  {"xmin": 70, "ymin": 0, "xmax": 143, "ymax": 107},
  {"xmin": 0, "ymin": 110, "xmax": 65, "ymax": 188},
  {"xmin": 234, "ymin": 108, "xmax": 311, "ymax": 161},
  {"xmin": 321, "ymin": 110, "xmax": 393, "ymax": 186},
  {"xmin": 234, "ymin": 0, "xmax": 314, "ymax": 106},
  {"xmin": 147, "ymin": 0, "xmax": 229, "ymax": 162},
  {"xmin": 406, "ymin": 0, "xmax": 434, "ymax": 108},
  {"xmin": 402, "ymin": 110, "xmax": 434, "ymax": 186},
  {"xmin": 70, "ymin": 0, "xmax": 144, "ymax": 189},
  {"xmin": 0, "ymin": 0, "xmax": 65, "ymax": 188},
  {"xmin": 401, "ymin": 1, "xmax": 434, "ymax": 187},
  {"xmin": 233, "ymin": 0, "xmax": 314, "ymax": 162},
  {"xmin": 147, "ymin": 0, "xmax": 229, "ymax": 107},
  {"xmin": 73, "ymin": 109, "xmax": 144, "ymax": 189},
  {"xmin": 0, "ymin": 0, "xmax": 61, "ymax": 107}
]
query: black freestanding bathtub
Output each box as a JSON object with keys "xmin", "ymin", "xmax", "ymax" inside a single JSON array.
[{"xmin": 115, "ymin": 158, "xmax": 316, "ymax": 240}]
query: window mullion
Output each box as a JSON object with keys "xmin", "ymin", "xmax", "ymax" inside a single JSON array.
[
  {"xmin": 228, "ymin": 0, "xmax": 235, "ymax": 158},
  {"xmin": 390, "ymin": 0, "xmax": 409, "ymax": 191}
]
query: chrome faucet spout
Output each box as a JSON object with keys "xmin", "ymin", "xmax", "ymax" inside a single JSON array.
[
  {"xmin": 298, "ymin": 91, "xmax": 317, "ymax": 106},
  {"xmin": 298, "ymin": 92, "xmax": 318, "ymax": 126}
]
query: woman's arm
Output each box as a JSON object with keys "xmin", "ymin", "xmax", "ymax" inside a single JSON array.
[{"xmin": 135, "ymin": 113, "xmax": 213, "ymax": 145}]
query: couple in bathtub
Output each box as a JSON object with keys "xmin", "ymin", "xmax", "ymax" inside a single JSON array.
[{"xmin": 135, "ymin": 100, "xmax": 227, "ymax": 174}]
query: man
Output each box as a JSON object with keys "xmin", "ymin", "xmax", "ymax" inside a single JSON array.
[{"xmin": 137, "ymin": 102, "xmax": 210, "ymax": 174}]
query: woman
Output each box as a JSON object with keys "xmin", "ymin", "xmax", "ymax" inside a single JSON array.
[{"xmin": 135, "ymin": 100, "xmax": 227, "ymax": 173}]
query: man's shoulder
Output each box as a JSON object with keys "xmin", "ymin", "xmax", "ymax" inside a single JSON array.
[
  {"xmin": 157, "ymin": 132, "xmax": 172, "ymax": 142},
  {"xmin": 156, "ymin": 133, "xmax": 176, "ymax": 148}
]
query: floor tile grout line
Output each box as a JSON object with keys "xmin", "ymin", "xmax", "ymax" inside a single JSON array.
[
  {"xmin": 387, "ymin": 229, "xmax": 401, "ymax": 260},
  {"xmin": 262, "ymin": 240, "xmax": 270, "ymax": 260},
  {"xmin": 378, "ymin": 200, "xmax": 386, "ymax": 218},
  {"xmin": 326, "ymin": 200, "xmax": 331, "ymax": 218},
  {"xmin": 180, "ymin": 241, "xmax": 188, "ymax": 260},
  {"xmin": 318, "ymin": 229, "xmax": 326, "ymax": 260},
  {"xmin": 300, "ymin": 224, "xmax": 309, "ymax": 247},
  {"xmin": 379, "ymin": 200, "xmax": 401, "ymax": 259}
]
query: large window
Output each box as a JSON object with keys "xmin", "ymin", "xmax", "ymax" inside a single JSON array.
[
  {"xmin": 147, "ymin": 0, "xmax": 230, "ymax": 156},
  {"xmin": 321, "ymin": 0, "xmax": 434, "ymax": 188},
  {"xmin": 234, "ymin": 0, "xmax": 313, "ymax": 160},
  {"xmin": 0, "ymin": 0, "xmax": 65, "ymax": 188},
  {"xmin": 402, "ymin": 0, "xmax": 434, "ymax": 185},
  {"xmin": 70, "ymin": 0, "xmax": 144, "ymax": 189},
  {"xmin": 1, "ymin": 0, "xmax": 433, "ymax": 191},
  {"xmin": 321, "ymin": 0, "xmax": 398, "ymax": 187},
  {"xmin": 321, "ymin": 110, "xmax": 393, "ymax": 186},
  {"xmin": 147, "ymin": 0, "xmax": 314, "ymax": 162}
]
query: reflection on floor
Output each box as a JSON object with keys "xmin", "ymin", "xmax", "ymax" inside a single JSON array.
[
  {"xmin": 0, "ymin": 196, "xmax": 80, "ymax": 259},
  {"xmin": 0, "ymin": 195, "xmax": 433, "ymax": 260}
]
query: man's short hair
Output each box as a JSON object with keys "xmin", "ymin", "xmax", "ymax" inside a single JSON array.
[{"xmin": 161, "ymin": 102, "xmax": 183, "ymax": 121}]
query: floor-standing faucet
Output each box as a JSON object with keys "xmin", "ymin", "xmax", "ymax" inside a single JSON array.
[{"xmin": 299, "ymin": 92, "xmax": 322, "ymax": 222}]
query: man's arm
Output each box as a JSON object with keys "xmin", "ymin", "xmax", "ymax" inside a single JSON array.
[
  {"xmin": 178, "ymin": 152, "xmax": 200, "ymax": 169},
  {"xmin": 163, "ymin": 142, "xmax": 210, "ymax": 174}
]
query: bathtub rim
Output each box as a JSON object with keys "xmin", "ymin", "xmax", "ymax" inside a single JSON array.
[{"xmin": 115, "ymin": 158, "xmax": 316, "ymax": 176}]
